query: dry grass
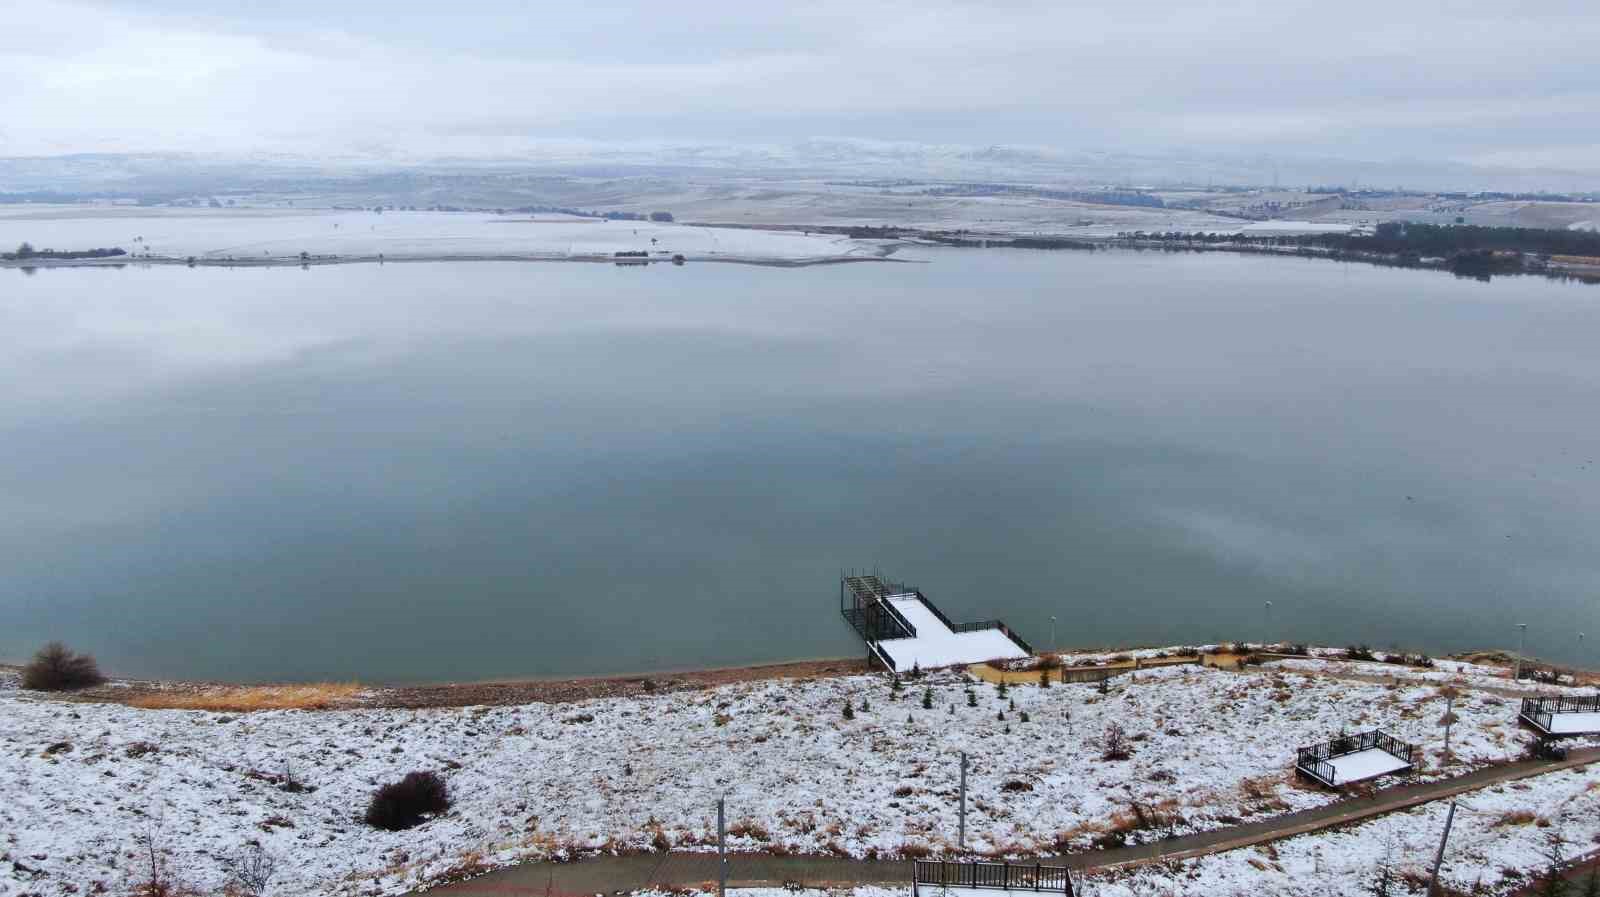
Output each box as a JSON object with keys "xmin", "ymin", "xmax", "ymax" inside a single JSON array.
[
  {"xmin": 128, "ymin": 682, "xmax": 362, "ymax": 712},
  {"xmin": 1494, "ymin": 809, "xmax": 1538, "ymax": 827}
]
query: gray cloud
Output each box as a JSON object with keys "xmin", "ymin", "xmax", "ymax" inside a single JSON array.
[{"xmin": 3, "ymin": 0, "xmax": 1597, "ymax": 172}]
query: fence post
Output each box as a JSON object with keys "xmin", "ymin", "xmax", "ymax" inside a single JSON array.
[{"xmin": 717, "ymin": 795, "xmax": 726, "ymax": 897}]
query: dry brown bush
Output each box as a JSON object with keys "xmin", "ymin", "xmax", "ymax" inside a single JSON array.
[{"xmin": 22, "ymin": 642, "xmax": 105, "ymax": 691}]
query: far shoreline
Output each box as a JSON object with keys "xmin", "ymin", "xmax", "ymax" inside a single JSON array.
[{"xmin": 4, "ymin": 642, "xmax": 1578, "ymax": 711}]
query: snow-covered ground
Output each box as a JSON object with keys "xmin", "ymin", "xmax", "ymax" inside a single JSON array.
[
  {"xmin": 2, "ymin": 656, "xmax": 1592, "ymax": 896},
  {"xmin": 0, "ymin": 207, "xmax": 886, "ymax": 265},
  {"xmin": 653, "ymin": 761, "xmax": 1600, "ymax": 897}
]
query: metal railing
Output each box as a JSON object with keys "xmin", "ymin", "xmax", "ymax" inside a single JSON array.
[
  {"xmin": 1522, "ymin": 695, "xmax": 1600, "ymax": 715},
  {"xmin": 913, "ymin": 861, "xmax": 1073, "ymax": 897},
  {"xmin": 1298, "ymin": 757, "xmax": 1338, "ymax": 787},
  {"xmin": 878, "ymin": 598, "xmax": 919, "ymax": 640},
  {"xmin": 1295, "ymin": 730, "xmax": 1416, "ymax": 786},
  {"xmin": 1519, "ymin": 695, "xmax": 1600, "ymax": 735}
]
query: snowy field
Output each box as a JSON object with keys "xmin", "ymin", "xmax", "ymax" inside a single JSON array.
[
  {"xmin": 652, "ymin": 761, "xmax": 1600, "ymax": 897},
  {"xmin": 0, "ymin": 207, "xmax": 887, "ymax": 265},
  {"xmin": 2, "ymin": 656, "xmax": 1594, "ymax": 896}
]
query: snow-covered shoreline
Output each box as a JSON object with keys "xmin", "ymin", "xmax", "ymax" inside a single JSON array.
[
  {"xmin": 0, "ymin": 208, "xmax": 897, "ymax": 269},
  {"xmin": 4, "ymin": 649, "xmax": 1595, "ymax": 896}
]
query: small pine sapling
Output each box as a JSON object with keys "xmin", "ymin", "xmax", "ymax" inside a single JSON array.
[
  {"xmin": 967, "ymin": 691, "xmax": 978, "ymax": 707},
  {"xmin": 997, "ymin": 679, "xmax": 1009, "ymax": 698},
  {"xmin": 1019, "ymin": 710, "xmax": 1030, "ymax": 722},
  {"xmin": 922, "ymin": 688, "xmax": 933, "ymax": 710},
  {"xmin": 860, "ymin": 698, "xmax": 870, "ymax": 713},
  {"xmin": 842, "ymin": 700, "xmax": 854, "ymax": 720}
]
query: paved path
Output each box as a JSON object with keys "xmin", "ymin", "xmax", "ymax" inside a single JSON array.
[{"xmin": 433, "ymin": 749, "xmax": 1599, "ymax": 896}]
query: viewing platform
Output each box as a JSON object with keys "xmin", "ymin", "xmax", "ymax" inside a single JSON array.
[
  {"xmin": 839, "ymin": 574, "xmax": 1032, "ymax": 672},
  {"xmin": 1295, "ymin": 730, "xmax": 1416, "ymax": 788},
  {"xmin": 1520, "ymin": 695, "xmax": 1600, "ymax": 736}
]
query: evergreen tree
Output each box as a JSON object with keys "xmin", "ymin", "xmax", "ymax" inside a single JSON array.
[
  {"xmin": 922, "ymin": 688, "xmax": 934, "ymax": 710},
  {"xmin": 967, "ymin": 691, "xmax": 978, "ymax": 707},
  {"xmin": 842, "ymin": 700, "xmax": 854, "ymax": 720}
]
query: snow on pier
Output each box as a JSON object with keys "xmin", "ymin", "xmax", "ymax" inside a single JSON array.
[{"xmin": 839, "ymin": 575, "xmax": 1031, "ymax": 671}]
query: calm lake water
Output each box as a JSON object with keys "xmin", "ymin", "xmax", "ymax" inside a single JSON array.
[{"xmin": 3, "ymin": 250, "xmax": 1599, "ymax": 682}]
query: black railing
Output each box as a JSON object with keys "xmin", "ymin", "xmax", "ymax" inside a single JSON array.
[
  {"xmin": 1299, "ymin": 757, "xmax": 1337, "ymax": 787},
  {"xmin": 879, "ymin": 599, "xmax": 919, "ymax": 639},
  {"xmin": 1520, "ymin": 695, "xmax": 1600, "ymax": 735},
  {"xmin": 1295, "ymin": 730, "xmax": 1416, "ymax": 786},
  {"xmin": 922, "ymin": 594, "xmax": 1035, "ymax": 654},
  {"xmin": 913, "ymin": 861, "xmax": 1073, "ymax": 897},
  {"xmin": 840, "ymin": 602, "xmax": 915, "ymax": 644},
  {"xmin": 1522, "ymin": 695, "xmax": 1600, "ymax": 715},
  {"xmin": 872, "ymin": 642, "xmax": 899, "ymax": 671}
]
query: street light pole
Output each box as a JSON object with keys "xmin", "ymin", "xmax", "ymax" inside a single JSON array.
[
  {"xmin": 717, "ymin": 795, "xmax": 727, "ymax": 897},
  {"xmin": 958, "ymin": 751, "xmax": 968, "ymax": 851},
  {"xmin": 1514, "ymin": 623, "xmax": 1528, "ymax": 682}
]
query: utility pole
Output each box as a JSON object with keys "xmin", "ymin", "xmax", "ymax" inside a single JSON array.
[
  {"xmin": 1265, "ymin": 601, "xmax": 1273, "ymax": 646},
  {"xmin": 1426, "ymin": 802, "xmax": 1456, "ymax": 897},
  {"xmin": 717, "ymin": 796, "xmax": 727, "ymax": 897},
  {"xmin": 958, "ymin": 752, "xmax": 968, "ymax": 851},
  {"xmin": 1050, "ymin": 615, "xmax": 1057, "ymax": 653},
  {"xmin": 1514, "ymin": 623, "xmax": 1529, "ymax": 682}
]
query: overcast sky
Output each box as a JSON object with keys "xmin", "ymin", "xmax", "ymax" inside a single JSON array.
[{"xmin": 2, "ymin": 0, "xmax": 1597, "ymax": 171}]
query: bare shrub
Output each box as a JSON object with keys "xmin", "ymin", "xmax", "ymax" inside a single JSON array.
[
  {"xmin": 365, "ymin": 771, "xmax": 451, "ymax": 831},
  {"xmin": 220, "ymin": 843, "xmax": 278, "ymax": 897},
  {"xmin": 1344, "ymin": 644, "xmax": 1377, "ymax": 662},
  {"xmin": 1101, "ymin": 723, "xmax": 1132, "ymax": 761},
  {"xmin": 21, "ymin": 641, "xmax": 105, "ymax": 691}
]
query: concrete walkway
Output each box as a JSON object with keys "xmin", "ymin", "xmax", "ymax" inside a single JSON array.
[{"xmin": 432, "ymin": 749, "xmax": 1599, "ymax": 896}]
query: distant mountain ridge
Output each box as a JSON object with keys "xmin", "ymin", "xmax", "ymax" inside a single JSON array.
[{"xmin": 3, "ymin": 139, "xmax": 1598, "ymax": 196}]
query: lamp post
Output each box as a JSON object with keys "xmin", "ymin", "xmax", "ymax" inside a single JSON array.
[
  {"xmin": 1513, "ymin": 623, "xmax": 1528, "ymax": 682},
  {"xmin": 957, "ymin": 751, "xmax": 968, "ymax": 851}
]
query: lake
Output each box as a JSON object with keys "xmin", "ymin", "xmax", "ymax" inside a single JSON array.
[{"xmin": 3, "ymin": 249, "xmax": 1598, "ymax": 682}]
